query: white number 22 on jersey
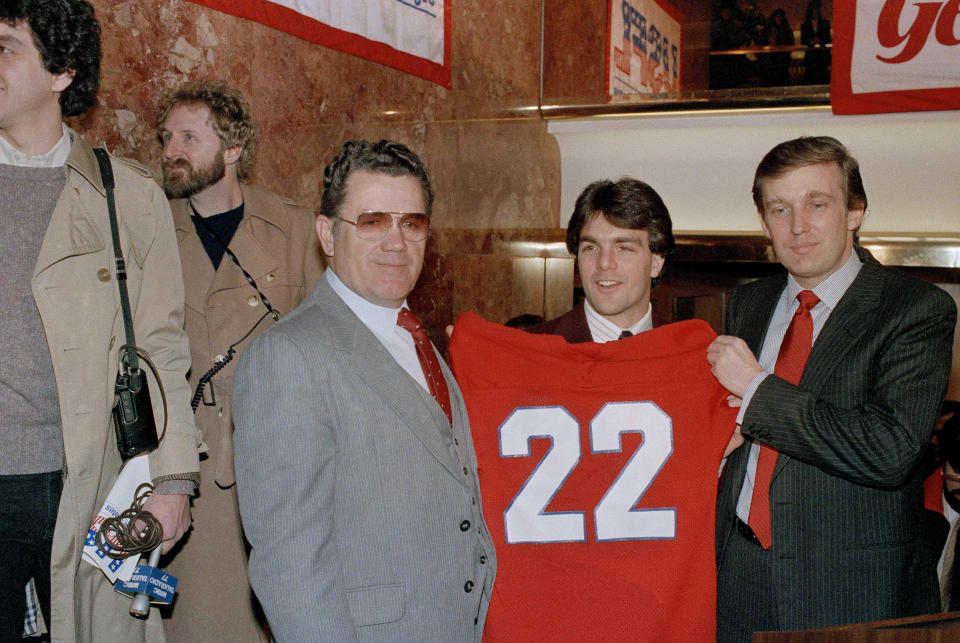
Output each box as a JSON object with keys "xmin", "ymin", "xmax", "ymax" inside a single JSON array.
[{"xmin": 499, "ymin": 401, "xmax": 675, "ymax": 544}]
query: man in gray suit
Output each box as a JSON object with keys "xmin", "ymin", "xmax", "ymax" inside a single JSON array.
[
  {"xmin": 708, "ymin": 136, "xmax": 955, "ymax": 641},
  {"xmin": 232, "ymin": 140, "xmax": 496, "ymax": 641}
]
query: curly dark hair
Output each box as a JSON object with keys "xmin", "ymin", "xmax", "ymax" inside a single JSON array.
[
  {"xmin": 565, "ymin": 177, "xmax": 675, "ymax": 286},
  {"xmin": 157, "ymin": 80, "xmax": 258, "ymax": 181},
  {"xmin": 321, "ymin": 140, "xmax": 434, "ymax": 222},
  {"xmin": 0, "ymin": 0, "xmax": 101, "ymax": 117}
]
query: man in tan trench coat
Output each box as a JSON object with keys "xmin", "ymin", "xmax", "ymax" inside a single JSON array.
[
  {"xmin": 156, "ymin": 81, "xmax": 324, "ymax": 641},
  {"xmin": 0, "ymin": 1, "xmax": 200, "ymax": 640}
]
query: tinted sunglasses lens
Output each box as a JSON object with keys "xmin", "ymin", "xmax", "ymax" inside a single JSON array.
[
  {"xmin": 354, "ymin": 212, "xmax": 392, "ymax": 237},
  {"xmin": 400, "ymin": 214, "xmax": 429, "ymax": 239},
  {"xmin": 353, "ymin": 212, "xmax": 429, "ymax": 240}
]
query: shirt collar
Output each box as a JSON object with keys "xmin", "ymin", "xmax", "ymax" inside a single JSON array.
[
  {"xmin": 325, "ymin": 269, "xmax": 406, "ymax": 337},
  {"xmin": 0, "ymin": 123, "xmax": 71, "ymax": 167},
  {"xmin": 785, "ymin": 249, "xmax": 863, "ymax": 311},
  {"xmin": 584, "ymin": 298, "xmax": 653, "ymax": 343}
]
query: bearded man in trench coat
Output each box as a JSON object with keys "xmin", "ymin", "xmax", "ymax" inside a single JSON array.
[{"xmin": 157, "ymin": 80, "xmax": 323, "ymax": 641}]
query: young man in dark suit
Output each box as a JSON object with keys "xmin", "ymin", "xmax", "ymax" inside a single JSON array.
[
  {"xmin": 708, "ymin": 136, "xmax": 956, "ymax": 641},
  {"xmin": 529, "ymin": 177, "xmax": 674, "ymax": 342}
]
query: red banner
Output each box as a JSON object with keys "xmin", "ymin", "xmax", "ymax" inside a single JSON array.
[
  {"xmin": 186, "ymin": 0, "xmax": 452, "ymax": 88},
  {"xmin": 832, "ymin": 0, "xmax": 960, "ymax": 114}
]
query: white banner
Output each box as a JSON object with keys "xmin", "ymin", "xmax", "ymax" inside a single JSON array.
[
  {"xmin": 832, "ymin": 0, "xmax": 960, "ymax": 114},
  {"xmin": 851, "ymin": 0, "xmax": 960, "ymax": 93},
  {"xmin": 267, "ymin": 0, "xmax": 444, "ymax": 65},
  {"xmin": 187, "ymin": 0, "xmax": 451, "ymax": 86}
]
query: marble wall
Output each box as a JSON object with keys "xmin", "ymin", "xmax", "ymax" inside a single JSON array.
[
  {"xmin": 543, "ymin": 1, "xmax": 713, "ymax": 98},
  {"xmin": 72, "ymin": 0, "xmax": 565, "ymax": 343}
]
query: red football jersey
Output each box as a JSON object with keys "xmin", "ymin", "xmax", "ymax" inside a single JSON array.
[{"xmin": 449, "ymin": 313, "xmax": 738, "ymax": 642}]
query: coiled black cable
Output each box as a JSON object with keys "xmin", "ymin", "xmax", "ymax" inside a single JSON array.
[
  {"xmin": 190, "ymin": 309, "xmax": 276, "ymax": 411},
  {"xmin": 94, "ymin": 482, "xmax": 163, "ymax": 559}
]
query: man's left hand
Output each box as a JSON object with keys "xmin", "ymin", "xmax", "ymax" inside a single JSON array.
[{"xmin": 143, "ymin": 493, "xmax": 191, "ymax": 553}]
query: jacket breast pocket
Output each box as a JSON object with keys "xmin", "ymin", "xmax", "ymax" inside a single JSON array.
[{"xmin": 346, "ymin": 583, "xmax": 404, "ymax": 627}]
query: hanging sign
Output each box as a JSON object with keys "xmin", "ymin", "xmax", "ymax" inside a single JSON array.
[
  {"xmin": 607, "ymin": 0, "xmax": 683, "ymax": 95},
  {"xmin": 832, "ymin": 0, "xmax": 960, "ymax": 113},
  {"xmin": 187, "ymin": 0, "xmax": 451, "ymax": 87}
]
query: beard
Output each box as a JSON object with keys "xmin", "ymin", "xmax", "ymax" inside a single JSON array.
[{"xmin": 162, "ymin": 152, "xmax": 226, "ymax": 199}]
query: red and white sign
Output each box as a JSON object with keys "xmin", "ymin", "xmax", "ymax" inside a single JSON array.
[
  {"xmin": 832, "ymin": 0, "xmax": 960, "ymax": 113},
  {"xmin": 186, "ymin": 0, "xmax": 451, "ymax": 87},
  {"xmin": 607, "ymin": 0, "xmax": 683, "ymax": 95}
]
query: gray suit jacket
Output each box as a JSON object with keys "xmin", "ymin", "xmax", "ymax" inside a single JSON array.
[
  {"xmin": 716, "ymin": 249, "xmax": 956, "ymax": 630},
  {"xmin": 233, "ymin": 276, "xmax": 496, "ymax": 642}
]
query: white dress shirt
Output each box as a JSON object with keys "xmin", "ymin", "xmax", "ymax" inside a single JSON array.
[
  {"xmin": 584, "ymin": 299, "xmax": 654, "ymax": 343},
  {"xmin": 325, "ymin": 269, "xmax": 429, "ymax": 392},
  {"xmin": 0, "ymin": 124, "xmax": 71, "ymax": 167}
]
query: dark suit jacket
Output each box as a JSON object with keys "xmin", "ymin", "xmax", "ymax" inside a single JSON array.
[
  {"xmin": 528, "ymin": 303, "xmax": 592, "ymax": 343},
  {"xmin": 717, "ymin": 248, "xmax": 956, "ymax": 630}
]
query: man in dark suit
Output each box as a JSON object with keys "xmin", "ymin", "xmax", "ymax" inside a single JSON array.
[
  {"xmin": 530, "ymin": 177, "xmax": 675, "ymax": 342},
  {"xmin": 232, "ymin": 140, "xmax": 495, "ymax": 641},
  {"xmin": 707, "ymin": 136, "xmax": 956, "ymax": 641}
]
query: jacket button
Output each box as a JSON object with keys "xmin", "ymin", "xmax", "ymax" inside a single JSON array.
[
  {"xmin": 266, "ymin": 273, "xmax": 276, "ymax": 282},
  {"xmin": 460, "ymin": 520, "xmax": 471, "ymax": 532},
  {"xmin": 97, "ymin": 268, "xmax": 111, "ymax": 282},
  {"xmin": 453, "ymin": 438, "xmax": 459, "ymax": 446},
  {"xmin": 247, "ymin": 296, "xmax": 258, "ymax": 307},
  {"xmin": 463, "ymin": 466, "xmax": 468, "ymax": 475},
  {"xmin": 464, "ymin": 580, "xmax": 474, "ymax": 593},
  {"xmin": 480, "ymin": 555, "xmax": 487, "ymax": 565}
]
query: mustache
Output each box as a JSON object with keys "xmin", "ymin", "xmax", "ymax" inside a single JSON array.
[{"xmin": 163, "ymin": 158, "xmax": 192, "ymax": 172}]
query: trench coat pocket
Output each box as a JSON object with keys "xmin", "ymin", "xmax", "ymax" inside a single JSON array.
[{"xmin": 346, "ymin": 583, "xmax": 404, "ymax": 626}]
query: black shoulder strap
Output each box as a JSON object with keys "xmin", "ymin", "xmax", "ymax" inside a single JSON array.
[{"xmin": 93, "ymin": 147, "xmax": 139, "ymax": 373}]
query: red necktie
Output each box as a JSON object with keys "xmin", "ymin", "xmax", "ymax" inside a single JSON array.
[
  {"xmin": 397, "ymin": 308, "xmax": 452, "ymax": 423},
  {"xmin": 748, "ymin": 289, "xmax": 820, "ymax": 549}
]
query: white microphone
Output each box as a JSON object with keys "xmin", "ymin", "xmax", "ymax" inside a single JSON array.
[{"xmin": 129, "ymin": 546, "xmax": 162, "ymax": 618}]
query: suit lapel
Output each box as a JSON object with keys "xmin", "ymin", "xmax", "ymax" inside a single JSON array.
[
  {"xmin": 208, "ymin": 190, "xmax": 280, "ymax": 297},
  {"xmin": 314, "ymin": 279, "xmax": 464, "ymax": 484},
  {"xmin": 737, "ymin": 276, "xmax": 785, "ymax": 355},
  {"xmin": 732, "ymin": 276, "xmax": 786, "ymax": 479},
  {"xmin": 34, "ymin": 140, "xmax": 107, "ymax": 276},
  {"xmin": 799, "ymin": 260, "xmax": 882, "ymax": 393},
  {"xmin": 560, "ymin": 303, "xmax": 594, "ymax": 343},
  {"xmin": 176, "ymin": 186, "xmax": 288, "ymax": 308},
  {"xmin": 722, "ymin": 282, "xmax": 779, "ymax": 492},
  {"xmin": 771, "ymin": 256, "xmax": 882, "ymax": 479},
  {"xmin": 34, "ymin": 182, "xmax": 105, "ymax": 275}
]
